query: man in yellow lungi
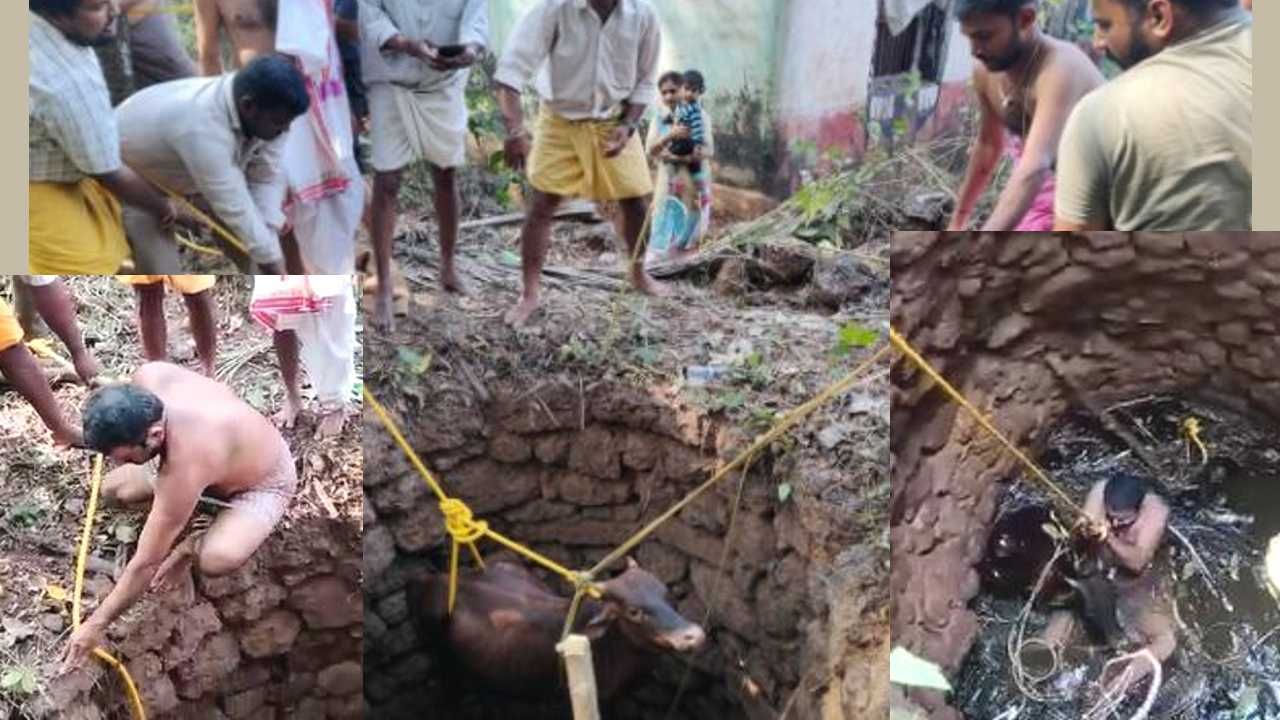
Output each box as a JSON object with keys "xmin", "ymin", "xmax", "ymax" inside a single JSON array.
[
  {"xmin": 0, "ymin": 297, "xmax": 84, "ymax": 448},
  {"xmin": 494, "ymin": 0, "xmax": 666, "ymax": 327},
  {"xmin": 28, "ymin": 0, "xmax": 190, "ymax": 274},
  {"xmin": 117, "ymin": 276, "xmax": 219, "ymax": 377}
]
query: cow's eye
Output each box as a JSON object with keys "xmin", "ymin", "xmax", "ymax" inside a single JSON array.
[{"xmin": 627, "ymin": 607, "xmax": 645, "ymax": 621}]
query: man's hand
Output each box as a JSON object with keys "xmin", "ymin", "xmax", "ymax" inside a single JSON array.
[
  {"xmin": 504, "ymin": 130, "xmax": 532, "ymax": 173},
  {"xmin": 1072, "ymin": 516, "xmax": 1108, "ymax": 542},
  {"xmin": 61, "ymin": 621, "xmax": 104, "ymax": 674},
  {"xmin": 52, "ymin": 426, "xmax": 85, "ymax": 451},
  {"xmin": 602, "ymin": 126, "xmax": 633, "ymax": 158},
  {"xmin": 436, "ymin": 43, "xmax": 483, "ymax": 70}
]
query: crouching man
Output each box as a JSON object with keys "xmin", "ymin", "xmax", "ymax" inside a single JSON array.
[{"xmin": 61, "ymin": 361, "xmax": 297, "ymax": 670}]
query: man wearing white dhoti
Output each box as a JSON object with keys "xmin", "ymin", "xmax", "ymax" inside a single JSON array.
[
  {"xmin": 249, "ymin": 275, "xmax": 358, "ymax": 438},
  {"xmin": 276, "ymin": 0, "xmax": 364, "ymax": 274},
  {"xmin": 359, "ymin": 0, "xmax": 490, "ymax": 330}
]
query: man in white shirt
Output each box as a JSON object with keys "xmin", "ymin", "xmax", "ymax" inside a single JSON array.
[
  {"xmin": 360, "ymin": 0, "xmax": 489, "ymax": 330},
  {"xmin": 28, "ymin": 0, "xmax": 189, "ymax": 274},
  {"xmin": 495, "ymin": 0, "xmax": 666, "ymax": 327},
  {"xmin": 115, "ymin": 54, "xmax": 310, "ymax": 273}
]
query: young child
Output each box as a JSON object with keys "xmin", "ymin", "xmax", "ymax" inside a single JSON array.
[{"xmin": 668, "ymin": 70, "xmax": 707, "ymax": 174}]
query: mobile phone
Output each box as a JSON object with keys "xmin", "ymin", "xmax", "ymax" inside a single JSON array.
[{"xmin": 437, "ymin": 45, "xmax": 466, "ymax": 58}]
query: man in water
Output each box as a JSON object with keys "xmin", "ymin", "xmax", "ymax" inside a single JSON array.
[
  {"xmin": 947, "ymin": 0, "xmax": 1103, "ymax": 231},
  {"xmin": 61, "ymin": 362, "xmax": 297, "ymax": 670},
  {"xmin": 1040, "ymin": 472, "xmax": 1175, "ymax": 697}
]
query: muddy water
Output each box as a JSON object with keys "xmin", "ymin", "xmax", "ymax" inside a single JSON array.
[{"xmin": 955, "ymin": 395, "xmax": 1280, "ymax": 720}]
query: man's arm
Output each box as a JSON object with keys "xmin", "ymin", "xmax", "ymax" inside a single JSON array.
[
  {"xmin": 84, "ymin": 484, "xmax": 198, "ymax": 627},
  {"xmin": 194, "ymin": 0, "xmax": 224, "ymax": 76},
  {"xmin": 1107, "ymin": 495, "xmax": 1169, "ymax": 574},
  {"xmin": 1053, "ymin": 93, "xmax": 1113, "ymax": 230},
  {"xmin": 983, "ymin": 57, "xmax": 1102, "ymax": 231},
  {"xmin": 460, "ymin": 0, "xmax": 490, "ymax": 53},
  {"xmin": 94, "ymin": 166, "xmax": 177, "ymax": 227},
  {"xmin": 492, "ymin": 1, "xmax": 556, "ymax": 100},
  {"xmin": 179, "ymin": 134, "xmax": 285, "ymax": 268},
  {"xmin": 949, "ymin": 72, "xmax": 1004, "ymax": 231},
  {"xmin": 627, "ymin": 11, "xmax": 661, "ymax": 112}
]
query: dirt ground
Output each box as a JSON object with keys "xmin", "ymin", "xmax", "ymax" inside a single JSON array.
[
  {"xmin": 0, "ymin": 277, "xmax": 363, "ymax": 719},
  {"xmin": 360, "ymin": 162, "xmax": 891, "ymax": 718}
]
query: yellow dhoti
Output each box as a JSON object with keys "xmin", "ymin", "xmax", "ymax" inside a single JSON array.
[
  {"xmin": 0, "ymin": 299, "xmax": 23, "ymax": 352},
  {"xmin": 527, "ymin": 107, "xmax": 653, "ymax": 201},
  {"xmin": 116, "ymin": 275, "xmax": 217, "ymax": 294},
  {"xmin": 28, "ymin": 180, "xmax": 129, "ymax": 274}
]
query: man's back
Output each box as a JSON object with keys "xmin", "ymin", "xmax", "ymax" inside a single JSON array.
[
  {"xmin": 1056, "ymin": 15, "xmax": 1251, "ymax": 230},
  {"xmin": 134, "ymin": 361, "xmax": 284, "ymax": 496}
]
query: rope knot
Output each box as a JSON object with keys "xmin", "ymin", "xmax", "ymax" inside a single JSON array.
[{"xmin": 440, "ymin": 498, "xmax": 487, "ymax": 544}]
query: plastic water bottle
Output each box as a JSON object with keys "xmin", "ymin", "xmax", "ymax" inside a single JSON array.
[{"xmin": 684, "ymin": 365, "xmax": 729, "ymax": 386}]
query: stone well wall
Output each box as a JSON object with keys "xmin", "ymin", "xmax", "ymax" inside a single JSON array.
[
  {"xmin": 362, "ymin": 381, "xmax": 857, "ymax": 719},
  {"xmin": 889, "ymin": 231, "xmax": 1280, "ymax": 718},
  {"xmin": 37, "ymin": 518, "xmax": 363, "ymax": 720}
]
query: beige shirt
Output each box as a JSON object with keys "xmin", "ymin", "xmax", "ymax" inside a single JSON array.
[
  {"xmin": 28, "ymin": 12, "xmax": 122, "ymax": 183},
  {"xmin": 1055, "ymin": 13, "xmax": 1252, "ymax": 230},
  {"xmin": 116, "ymin": 75, "xmax": 289, "ymax": 265},
  {"xmin": 359, "ymin": 0, "xmax": 489, "ymax": 91},
  {"xmin": 494, "ymin": 0, "xmax": 661, "ymax": 121}
]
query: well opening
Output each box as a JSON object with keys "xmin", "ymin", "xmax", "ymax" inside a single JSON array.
[
  {"xmin": 890, "ymin": 232, "xmax": 1280, "ymax": 719},
  {"xmin": 364, "ymin": 374, "xmax": 886, "ymax": 719}
]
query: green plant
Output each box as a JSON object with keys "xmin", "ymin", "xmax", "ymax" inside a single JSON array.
[{"xmin": 0, "ymin": 666, "xmax": 37, "ymax": 696}]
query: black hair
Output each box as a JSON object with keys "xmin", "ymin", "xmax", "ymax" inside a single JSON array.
[
  {"xmin": 82, "ymin": 384, "xmax": 164, "ymax": 452},
  {"xmin": 954, "ymin": 0, "xmax": 1035, "ymax": 18},
  {"xmin": 658, "ymin": 71, "xmax": 684, "ymax": 88},
  {"xmin": 1121, "ymin": 0, "xmax": 1238, "ymax": 13},
  {"xmin": 30, "ymin": 0, "xmax": 84, "ymax": 16},
  {"xmin": 232, "ymin": 54, "xmax": 310, "ymax": 117},
  {"xmin": 682, "ymin": 70, "xmax": 706, "ymax": 94},
  {"xmin": 1103, "ymin": 472, "xmax": 1147, "ymax": 513}
]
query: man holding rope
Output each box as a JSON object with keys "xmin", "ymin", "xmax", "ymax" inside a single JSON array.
[
  {"xmin": 494, "ymin": 0, "xmax": 667, "ymax": 327},
  {"xmin": 62, "ymin": 362, "xmax": 297, "ymax": 671},
  {"xmin": 114, "ymin": 54, "xmax": 310, "ymax": 273},
  {"xmin": 1039, "ymin": 472, "xmax": 1175, "ymax": 699}
]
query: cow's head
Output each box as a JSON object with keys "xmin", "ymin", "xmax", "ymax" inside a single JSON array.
[{"xmin": 586, "ymin": 557, "xmax": 706, "ymax": 654}]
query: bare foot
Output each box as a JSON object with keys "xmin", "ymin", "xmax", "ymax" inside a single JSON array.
[
  {"xmin": 373, "ymin": 288, "xmax": 395, "ymax": 332},
  {"xmin": 72, "ymin": 351, "xmax": 101, "ymax": 387},
  {"xmin": 151, "ymin": 537, "xmax": 196, "ymax": 592},
  {"xmin": 504, "ymin": 295, "xmax": 540, "ymax": 327},
  {"xmin": 316, "ymin": 408, "xmax": 346, "ymax": 438},
  {"xmin": 630, "ymin": 272, "xmax": 671, "ymax": 298},
  {"xmin": 274, "ymin": 393, "xmax": 303, "ymax": 429},
  {"xmin": 441, "ymin": 265, "xmax": 468, "ymax": 295}
]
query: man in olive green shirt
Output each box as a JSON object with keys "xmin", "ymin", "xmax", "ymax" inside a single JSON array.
[{"xmin": 1054, "ymin": 0, "xmax": 1251, "ymax": 231}]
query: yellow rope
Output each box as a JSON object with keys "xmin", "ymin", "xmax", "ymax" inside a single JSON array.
[
  {"xmin": 73, "ymin": 455, "xmax": 147, "ymax": 720},
  {"xmin": 588, "ymin": 342, "xmax": 892, "ymax": 576},
  {"xmin": 175, "ymin": 233, "xmax": 226, "ymax": 258},
  {"xmin": 365, "ymin": 339, "xmax": 891, "ymax": 628},
  {"xmin": 1182, "ymin": 417, "xmax": 1209, "ymax": 466},
  {"xmin": 362, "ymin": 387, "xmax": 602, "ymax": 612},
  {"xmin": 887, "ymin": 326, "xmax": 1084, "ymax": 517},
  {"xmin": 133, "ymin": 170, "xmax": 251, "ymax": 257}
]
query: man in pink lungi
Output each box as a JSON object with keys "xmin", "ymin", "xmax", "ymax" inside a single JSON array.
[{"xmin": 946, "ymin": 0, "xmax": 1104, "ymax": 232}]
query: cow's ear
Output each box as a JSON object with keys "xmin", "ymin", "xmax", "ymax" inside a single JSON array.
[{"xmin": 626, "ymin": 556, "xmax": 639, "ymax": 570}]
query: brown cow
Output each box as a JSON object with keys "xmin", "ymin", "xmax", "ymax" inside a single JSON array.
[{"xmin": 408, "ymin": 557, "xmax": 707, "ymax": 706}]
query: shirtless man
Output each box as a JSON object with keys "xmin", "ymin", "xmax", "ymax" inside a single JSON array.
[
  {"xmin": 947, "ymin": 0, "xmax": 1104, "ymax": 231},
  {"xmin": 61, "ymin": 362, "xmax": 297, "ymax": 671},
  {"xmin": 1039, "ymin": 472, "xmax": 1175, "ymax": 698},
  {"xmin": 194, "ymin": 0, "xmax": 276, "ymax": 74}
]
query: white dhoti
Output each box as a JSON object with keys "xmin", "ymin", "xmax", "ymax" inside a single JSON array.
[
  {"xmin": 250, "ymin": 275, "xmax": 357, "ymax": 408},
  {"xmin": 368, "ymin": 80, "xmax": 468, "ymax": 172},
  {"xmin": 277, "ymin": 0, "xmax": 362, "ymax": 274}
]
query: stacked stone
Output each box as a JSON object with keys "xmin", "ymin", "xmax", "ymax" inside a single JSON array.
[
  {"xmin": 362, "ymin": 382, "xmax": 831, "ymax": 718},
  {"xmin": 37, "ymin": 524, "xmax": 362, "ymax": 719},
  {"xmin": 889, "ymin": 230, "xmax": 1280, "ymax": 719}
]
